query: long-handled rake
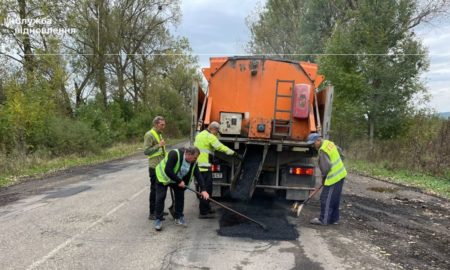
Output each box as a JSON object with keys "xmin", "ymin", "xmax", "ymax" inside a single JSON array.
[{"xmin": 185, "ymin": 186, "xmax": 267, "ymax": 230}]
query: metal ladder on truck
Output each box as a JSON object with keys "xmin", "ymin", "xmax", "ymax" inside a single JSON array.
[{"xmin": 272, "ymin": 80, "xmax": 295, "ymax": 137}]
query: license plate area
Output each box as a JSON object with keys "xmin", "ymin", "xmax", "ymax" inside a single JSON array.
[{"xmin": 212, "ymin": 172, "xmax": 223, "ymax": 178}]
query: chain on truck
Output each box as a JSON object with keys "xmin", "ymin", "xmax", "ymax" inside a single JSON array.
[{"xmin": 191, "ymin": 56, "xmax": 334, "ymax": 201}]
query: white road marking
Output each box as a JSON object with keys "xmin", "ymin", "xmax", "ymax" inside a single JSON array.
[{"xmin": 26, "ymin": 186, "xmax": 148, "ymax": 270}]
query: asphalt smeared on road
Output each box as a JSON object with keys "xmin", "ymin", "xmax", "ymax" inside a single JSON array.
[{"xmin": 217, "ymin": 191, "xmax": 298, "ymax": 240}]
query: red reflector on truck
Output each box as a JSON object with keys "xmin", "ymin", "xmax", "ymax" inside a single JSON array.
[
  {"xmin": 289, "ymin": 167, "xmax": 314, "ymax": 176},
  {"xmin": 211, "ymin": 164, "xmax": 221, "ymax": 172}
]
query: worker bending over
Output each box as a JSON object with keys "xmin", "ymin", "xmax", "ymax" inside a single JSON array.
[
  {"xmin": 307, "ymin": 133, "xmax": 346, "ymax": 225},
  {"xmin": 154, "ymin": 146, "xmax": 209, "ymax": 231},
  {"xmin": 194, "ymin": 121, "xmax": 240, "ymax": 218}
]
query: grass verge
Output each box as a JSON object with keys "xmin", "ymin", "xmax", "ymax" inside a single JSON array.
[
  {"xmin": 0, "ymin": 138, "xmax": 186, "ymax": 188},
  {"xmin": 347, "ymin": 158, "xmax": 450, "ymax": 199}
]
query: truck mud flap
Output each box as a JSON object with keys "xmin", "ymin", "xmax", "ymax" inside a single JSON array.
[{"xmin": 231, "ymin": 144, "xmax": 268, "ymax": 200}]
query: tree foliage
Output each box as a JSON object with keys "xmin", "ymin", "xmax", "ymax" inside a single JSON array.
[
  {"xmin": 247, "ymin": 0, "xmax": 351, "ymax": 61},
  {"xmin": 247, "ymin": 0, "xmax": 449, "ymax": 145},
  {"xmin": 0, "ymin": 0, "xmax": 198, "ymax": 155},
  {"xmin": 320, "ymin": 0, "xmax": 430, "ymax": 144}
]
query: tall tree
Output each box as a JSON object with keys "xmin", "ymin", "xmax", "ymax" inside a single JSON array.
[
  {"xmin": 107, "ymin": 0, "xmax": 180, "ymax": 111},
  {"xmin": 247, "ymin": 0, "xmax": 352, "ymax": 61},
  {"xmin": 247, "ymin": 0, "xmax": 449, "ymax": 145},
  {"xmin": 320, "ymin": 0, "xmax": 431, "ymax": 146}
]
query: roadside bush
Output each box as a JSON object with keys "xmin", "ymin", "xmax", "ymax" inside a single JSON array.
[
  {"xmin": 126, "ymin": 110, "xmax": 154, "ymax": 139},
  {"xmin": 44, "ymin": 117, "xmax": 100, "ymax": 155},
  {"xmin": 0, "ymin": 79, "xmax": 56, "ymax": 153},
  {"xmin": 127, "ymin": 108, "xmax": 190, "ymax": 141},
  {"xmin": 347, "ymin": 115, "xmax": 450, "ymax": 179},
  {"xmin": 75, "ymin": 102, "xmax": 114, "ymax": 147}
]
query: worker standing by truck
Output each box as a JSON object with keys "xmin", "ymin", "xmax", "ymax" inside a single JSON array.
[
  {"xmin": 143, "ymin": 116, "xmax": 167, "ymax": 220},
  {"xmin": 194, "ymin": 121, "xmax": 239, "ymax": 218},
  {"xmin": 307, "ymin": 133, "xmax": 347, "ymax": 225},
  {"xmin": 154, "ymin": 146, "xmax": 209, "ymax": 231}
]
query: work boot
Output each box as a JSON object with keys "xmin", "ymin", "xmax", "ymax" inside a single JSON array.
[
  {"xmin": 310, "ymin": 218, "xmax": 325, "ymax": 225},
  {"xmin": 198, "ymin": 213, "xmax": 215, "ymax": 219},
  {"xmin": 175, "ymin": 216, "xmax": 187, "ymax": 227},
  {"xmin": 154, "ymin": 219, "xmax": 162, "ymax": 231}
]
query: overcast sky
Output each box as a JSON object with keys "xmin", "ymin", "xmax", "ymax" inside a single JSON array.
[{"xmin": 174, "ymin": 0, "xmax": 450, "ymax": 112}]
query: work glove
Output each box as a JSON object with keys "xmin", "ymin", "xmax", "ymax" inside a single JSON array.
[{"xmin": 233, "ymin": 152, "xmax": 243, "ymax": 160}]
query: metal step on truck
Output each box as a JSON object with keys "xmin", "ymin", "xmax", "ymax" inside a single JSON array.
[{"xmin": 191, "ymin": 56, "xmax": 334, "ymax": 201}]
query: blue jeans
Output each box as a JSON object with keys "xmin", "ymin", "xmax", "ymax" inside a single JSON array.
[{"xmin": 320, "ymin": 179, "xmax": 345, "ymax": 224}]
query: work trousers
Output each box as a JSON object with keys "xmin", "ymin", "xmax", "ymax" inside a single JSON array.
[
  {"xmin": 148, "ymin": 168, "xmax": 157, "ymax": 215},
  {"xmin": 197, "ymin": 171, "xmax": 212, "ymax": 215},
  {"xmin": 320, "ymin": 178, "xmax": 345, "ymax": 225},
  {"xmin": 155, "ymin": 181, "xmax": 184, "ymax": 220}
]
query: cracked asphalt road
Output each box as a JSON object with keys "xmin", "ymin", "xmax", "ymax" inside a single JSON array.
[{"xmin": 0, "ymin": 153, "xmax": 449, "ymax": 270}]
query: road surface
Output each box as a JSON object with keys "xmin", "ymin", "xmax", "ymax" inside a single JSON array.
[{"xmin": 0, "ymin": 152, "xmax": 449, "ymax": 270}]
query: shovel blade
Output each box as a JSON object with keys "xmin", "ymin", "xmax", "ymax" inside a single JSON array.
[{"xmin": 295, "ymin": 204, "xmax": 304, "ymax": 217}]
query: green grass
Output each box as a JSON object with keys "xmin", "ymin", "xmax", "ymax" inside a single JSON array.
[
  {"xmin": 0, "ymin": 138, "xmax": 186, "ymax": 188},
  {"xmin": 347, "ymin": 158, "xmax": 450, "ymax": 199}
]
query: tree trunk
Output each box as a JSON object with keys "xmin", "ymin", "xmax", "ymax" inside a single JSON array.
[
  {"xmin": 60, "ymin": 84, "xmax": 73, "ymax": 116},
  {"xmin": 17, "ymin": 0, "xmax": 34, "ymax": 77},
  {"xmin": 74, "ymin": 82, "xmax": 83, "ymax": 109},
  {"xmin": 0, "ymin": 79, "xmax": 5, "ymax": 105},
  {"xmin": 97, "ymin": 58, "xmax": 107, "ymax": 108},
  {"xmin": 74, "ymin": 68, "xmax": 93, "ymax": 109},
  {"xmin": 132, "ymin": 59, "xmax": 139, "ymax": 109},
  {"xmin": 369, "ymin": 116, "xmax": 375, "ymax": 154},
  {"xmin": 116, "ymin": 64, "xmax": 125, "ymax": 104},
  {"xmin": 96, "ymin": 0, "xmax": 108, "ymax": 108}
]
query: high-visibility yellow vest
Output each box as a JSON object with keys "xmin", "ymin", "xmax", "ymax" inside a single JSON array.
[
  {"xmin": 148, "ymin": 128, "xmax": 165, "ymax": 159},
  {"xmin": 320, "ymin": 140, "xmax": 347, "ymax": 186},
  {"xmin": 155, "ymin": 149, "xmax": 196, "ymax": 186},
  {"xmin": 194, "ymin": 130, "xmax": 234, "ymax": 172}
]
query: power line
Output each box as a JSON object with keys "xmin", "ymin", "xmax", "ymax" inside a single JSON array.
[{"xmin": 1, "ymin": 53, "xmax": 450, "ymax": 56}]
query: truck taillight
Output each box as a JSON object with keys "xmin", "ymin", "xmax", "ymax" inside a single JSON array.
[
  {"xmin": 289, "ymin": 167, "xmax": 314, "ymax": 176},
  {"xmin": 211, "ymin": 164, "xmax": 221, "ymax": 172}
]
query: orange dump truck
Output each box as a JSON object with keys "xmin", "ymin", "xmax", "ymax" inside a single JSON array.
[{"xmin": 191, "ymin": 56, "xmax": 334, "ymax": 200}]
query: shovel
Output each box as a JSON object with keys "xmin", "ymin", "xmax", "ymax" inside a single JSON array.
[{"xmin": 291, "ymin": 185, "xmax": 323, "ymax": 217}]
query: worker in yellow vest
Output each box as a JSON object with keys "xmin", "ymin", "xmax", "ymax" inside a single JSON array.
[
  {"xmin": 143, "ymin": 116, "xmax": 167, "ymax": 220},
  {"xmin": 307, "ymin": 133, "xmax": 347, "ymax": 225},
  {"xmin": 194, "ymin": 121, "xmax": 239, "ymax": 219},
  {"xmin": 154, "ymin": 146, "xmax": 209, "ymax": 231}
]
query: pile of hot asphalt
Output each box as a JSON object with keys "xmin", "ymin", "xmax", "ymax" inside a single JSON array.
[{"xmin": 217, "ymin": 191, "xmax": 298, "ymax": 240}]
